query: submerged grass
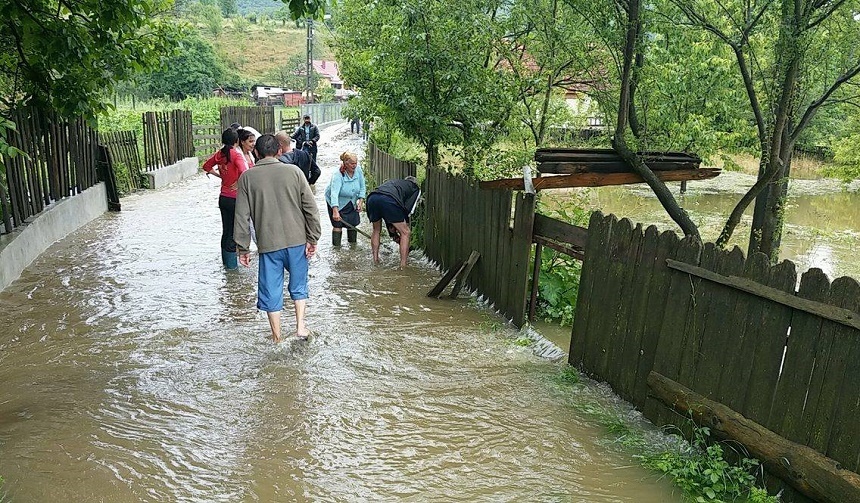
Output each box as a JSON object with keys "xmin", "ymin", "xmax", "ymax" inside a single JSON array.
[{"xmin": 551, "ymin": 365, "xmax": 779, "ymax": 503}]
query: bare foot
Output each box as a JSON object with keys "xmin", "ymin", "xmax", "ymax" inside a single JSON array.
[{"xmin": 272, "ymin": 333, "xmax": 282, "ymax": 344}]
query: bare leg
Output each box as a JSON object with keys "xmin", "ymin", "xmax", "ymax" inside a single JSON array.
[
  {"xmin": 266, "ymin": 311, "xmax": 282, "ymax": 343},
  {"xmin": 392, "ymin": 221, "xmax": 411, "ymax": 269},
  {"xmin": 294, "ymin": 299, "xmax": 308, "ymax": 337},
  {"xmin": 371, "ymin": 220, "xmax": 382, "ymax": 264}
]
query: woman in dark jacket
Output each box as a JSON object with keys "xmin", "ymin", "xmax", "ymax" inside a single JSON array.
[{"xmin": 365, "ymin": 176, "xmax": 420, "ymax": 269}]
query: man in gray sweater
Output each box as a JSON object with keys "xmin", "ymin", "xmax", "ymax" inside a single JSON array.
[{"xmin": 234, "ymin": 134, "xmax": 322, "ymax": 343}]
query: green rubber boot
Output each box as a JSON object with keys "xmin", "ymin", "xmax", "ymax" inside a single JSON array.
[
  {"xmin": 332, "ymin": 230, "xmax": 342, "ymax": 247},
  {"xmin": 221, "ymin": 250, "xmax": 238, "ymax": 270},
  {"xmin": 347, "ymin": 229, "xmax": 357, "ymax": 243}
]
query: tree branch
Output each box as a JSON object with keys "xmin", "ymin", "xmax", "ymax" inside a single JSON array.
[{"xmin": 790, "ymin": 59, "xmax": 860, "ymax": 145}]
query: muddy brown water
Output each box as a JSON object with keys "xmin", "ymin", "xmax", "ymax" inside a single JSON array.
[
  {"xmin": 557, "ymin": 173, "xmax": 860, "ymax": 281},
  {"xmin": 0, "ymin": 124, "xmax": 681, "ymax": 501}
]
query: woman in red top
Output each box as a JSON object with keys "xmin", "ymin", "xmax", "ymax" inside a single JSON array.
[{"xmin": 202, "ymin": 128, "xmax": 250, "ymax": 269}]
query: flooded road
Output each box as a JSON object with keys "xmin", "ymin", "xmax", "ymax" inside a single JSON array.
[
  {"xmin": 562, "ymin": 172, "xmax": 860, "ymax": 280},
  {"xmin": 0, "ymin": 124, "xmax": 680, "ymax": 501}
]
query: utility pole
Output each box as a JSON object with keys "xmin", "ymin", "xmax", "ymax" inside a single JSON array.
[{"xmin": 306, "ymin": 18, "xmax": 314, "ymax": 104}]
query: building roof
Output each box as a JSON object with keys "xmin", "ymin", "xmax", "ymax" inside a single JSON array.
[{"xmin": 312, "ymin": 60, "xmax": 343, "ymax": 85}]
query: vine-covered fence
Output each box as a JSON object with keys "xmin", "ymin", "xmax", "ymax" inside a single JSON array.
[
  {"xmin": 1, "ymin": 108, "xmax": 99, "ymax": 234},
  {"xmin": 572, "ymin": 212, "xmax": 860, "ymax": 503}
]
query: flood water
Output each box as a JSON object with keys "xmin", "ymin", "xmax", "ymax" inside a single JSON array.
[
  {"xmin": 0, "ymin": 124, "xmax": 680, "ymax": 502},
  {"xmin": 560, "ymin": 172, "xmax": 860, "ymax": 281}
]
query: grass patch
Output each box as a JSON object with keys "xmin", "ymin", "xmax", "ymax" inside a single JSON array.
[{"xmin": 552, "ymin": 371, "xmax": 777, "ymax": 503}]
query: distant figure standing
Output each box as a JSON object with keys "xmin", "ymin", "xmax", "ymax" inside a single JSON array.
[
  {"xmin": 291, "ymin": 115, "xmax": 320, "ymax": 163},
  {"xmin": 350, "ymin": 116, "xmax": 361, "ymax": 134},
  {"xmin": 366, "ymin": 176, "xmax": 421, "ymax": 269},
  {"xmin": 325, "ymin": 151, "xmax": 366, "ymax": 246},
  {"xmin": 274, "ymin": 131, "xmax": 320, "ymax": 186},
  {"xmin": 234, "ymin": 134, "xmax": 321, "ymax": 343},
  {"xmin": 201, "ymin": 128, "xmax": 250, "ymax": 269}
]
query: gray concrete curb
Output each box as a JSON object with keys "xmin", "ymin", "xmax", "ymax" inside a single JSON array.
[
  {"xmin": 0, "ymin": 183, "xmax": 108, "ymax": 292},
  {"xmin": 145, "ymin": 157, "xmax": 200, "ymax": 189}
]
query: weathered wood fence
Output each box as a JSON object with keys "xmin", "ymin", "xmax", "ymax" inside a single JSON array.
[
  {"xmin": 192, "ymin": 124, "xmax": 221, "ymax": 157},
  {"xmin": 1, "ymin": 108, "xmax": 99, "ymax": 234},
  {"xmin": 280, "ymin": 111, "xmax": 300, "ymax": 133},
  {"xmin": 424, "ymin": 165, "xmax": 535, "ymax": 325},
  {"xmin": 99, "ymin": 131, "xmax": 143, "ymax": 194},
  {"xmin": 142, "ymin": 110, "xmax": 193, "ymax": 171},
  {"xmin": 571, "ymin": 211, "xmax": 860, "ymax": 502},
  {"xmin": 367, "ymin": 143, "xmax": 417, "ymax": 183},
  {"xmin": 220, "ymin": 106, "xmax": 274, "ymax": 135}
]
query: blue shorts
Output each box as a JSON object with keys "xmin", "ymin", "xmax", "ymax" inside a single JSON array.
[
  {"xmin": 257, "ymin": 244, "xmax": 309, "ymax": 312},
  {"xmin": 366, "ymin": 193, "xmax": 407, "ymax": 225}
]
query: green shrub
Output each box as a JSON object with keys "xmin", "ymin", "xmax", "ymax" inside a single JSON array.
[{"xmin": 641, "ymin": 425, "xmax": 776, "ymax": 503}]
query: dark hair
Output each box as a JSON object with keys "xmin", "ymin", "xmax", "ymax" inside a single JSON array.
[
  {"xmin": 303, "ymin": 115, "xmax": 311, "ymax": 120},
  {"xmin": 220, "ymin": 128, "xmax": 238, "ymax": 159},
  {"xmin": 255, "ymin": 134, "xmax": 280, "ymax": 157},
  {"xmin": 237, "ymin": 128, "xmax": 254, "ymax": 144}
]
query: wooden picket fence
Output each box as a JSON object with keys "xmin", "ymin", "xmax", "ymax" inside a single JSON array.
[
  {"xmin": 220, "ymin": 106, "xmax": 275, "ymax": 135},
  {"xmin": 571, "ymin": 211, "xmax": 860, "ymax": 502},
  {"xmin": 142, "ymin": 110, "xmax": 193, "ymax": 171},
  {"xmin": 99, "ymin": 131, "xmax": 143, "ymax": 194},
  {"xmin": 192, "ymin": 124, "xmax": 221, "ymax": 157},
  {"xmin": 367, "ymin": 143, "xmax": 417, "ymax": 183},
  {"xmin": 1, "ymin": 108, "xmax": 99, "ymax": 234}
]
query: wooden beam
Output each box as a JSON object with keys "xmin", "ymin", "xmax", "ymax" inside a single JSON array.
[
  {"xmin": 449, "ymin": 251, "xmax": 481, "ymax": 299},
  {"xmin": 533, "ymin": 214, "xmax": 588, "ymax": 251},
  {"xmin": 537, "ymin": 160, "xmax": 700, "ymax": 174},
  {"xmin": 667, "ymin": 259, "xmax": 860, "ymax": 331},
  {"xmin": 427, "ymin": 259, "xmax": 465, "ymax": 298},
  {"xmin": 529, "ymin": 243, "xmax": 543, "ymax": 322},
  {"xmin": 479, "ymin": 168, "xmax": 721, "ymax": 191},
  {"xmin": 647, "ymin": 371, "xmax": 860, "ymax": 503},
  {"xmin": 533, "ymin": 236, "xmax": 585, "ymax": 260}
]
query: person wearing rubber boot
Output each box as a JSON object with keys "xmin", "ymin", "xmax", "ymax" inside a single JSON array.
[
  {"xmin": 325, "ymin": 151, "xmax": 366, "ymax": 246},
  {"xmin": 366, "ymin": 176, "xmax": 421, "ymax": 269},
  {"xmin": 233, "ymin": 134, "xmax": 321, "ymax": 343},
  {"xmin": 201, "ymin": 128, "xmax": 250, "ymax": 269}
]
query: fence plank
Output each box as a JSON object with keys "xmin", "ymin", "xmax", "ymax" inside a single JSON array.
[
  {"xmin": 745, "ymin": 259, "xmax": 797, "ymax": 428},
  {"xmin": 717, "ymin": 252, "xmax": 773, "ymax": 413},
  {"xmin": 691, "ymin": 246, "xmax": 747, "ymax": 399},
  {"xmin": 616, "ymin": 224, "xmax": 657, "ymax": 401},
  {"xmin": 632, "ymin": 229, "xmax": 680, "ymax": 405},
  {"xmin": 812, "ymin": 277, "xmax": 860, "ymax": 464},
  {"xmin": 570, "ymin": 211, "xmax": 608, "ymax": 368}
]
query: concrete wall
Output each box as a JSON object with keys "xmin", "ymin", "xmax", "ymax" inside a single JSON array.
[
  {"xmin": 146, "ymin": 157, "xmax": 199, "ymax": 189},
  {"xmin": 0, "ymin": 183, "xmax": 108, "ymax": 292}
]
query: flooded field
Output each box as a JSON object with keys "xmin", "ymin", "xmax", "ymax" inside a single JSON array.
[{"xmin": 554, "ymin": 171, "xmax": 860, "ymax": 280}]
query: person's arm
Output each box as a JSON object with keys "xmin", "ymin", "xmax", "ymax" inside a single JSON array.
[
  {"xmin": 311, "ymin": 126, "xmax": 320, "ymax": 143},
  {"xmin": 300, "ymin": 175, "xmax": 322, "ymax": 245},
  {"xmin": 233, "ymin": 176, "xmax": 252, "ymax": 255},
  {"xmin": 327, "ymin": 174, "xmax": 343, "ymax": 212},
  {"xmin": 202, "ymin": 151, "xmax": 222, "ymax": 176},
  {"xmin": 357, "ymin": 168, "xmax": 367, "ymax": 211}
]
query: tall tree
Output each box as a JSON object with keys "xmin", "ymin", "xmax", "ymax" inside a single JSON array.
[
  {"xmin": 0, "ymin": 0, "xmax": 180, "ymax": 119},
  {"xmin": 672, "ymin": 0, "xmax": 860, "ymax": 260},
  {"xmin": 334, "ymin": 0, "xmax": 514, "ymax": 174}
]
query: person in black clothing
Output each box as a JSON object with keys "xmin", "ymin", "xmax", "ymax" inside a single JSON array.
[
  {"xmin": 275, "ymin": 131, "xmax": 320, "ymax": 186},
  {"xmin": 290, "ymin": 115, "xmax": 321, "ymax": 163},
  {"xmin": 365, "ymin": 176, "xmax": 421, "ymax": 269}
]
